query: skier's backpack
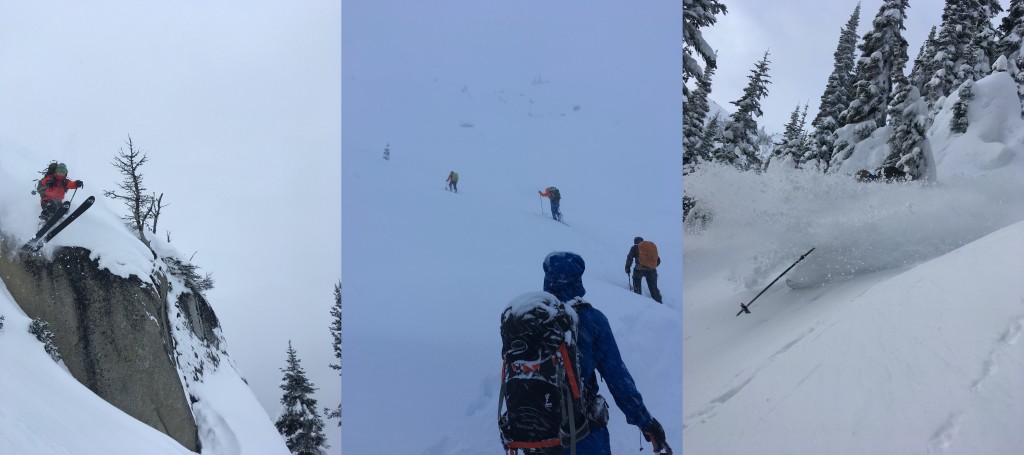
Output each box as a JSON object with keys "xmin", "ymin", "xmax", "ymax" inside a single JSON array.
[
  {"xmin": 548, "ymin": 187, "xmax": 561, "ymax": 202},
  {"xmin": 499, "ymin": 292, "xmax": 588, "ymax": 455},
  {"xmin": 637, "ymin": 240, "xmax": 659, "ymax": 269}
]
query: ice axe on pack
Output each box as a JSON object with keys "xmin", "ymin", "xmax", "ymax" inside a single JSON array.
[{"xmin": 736, "ymin": 248, "xmax": 815, "ymax": 316}]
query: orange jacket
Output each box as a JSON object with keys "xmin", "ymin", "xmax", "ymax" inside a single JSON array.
[{"xmin": 37, "ymin": 174, "xmax": 80, "ymax": 202}]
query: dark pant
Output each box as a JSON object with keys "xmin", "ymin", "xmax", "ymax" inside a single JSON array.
[
  {"xmin": 560, "ymin": 424, "xmax": 610, "ymax": 455},
  {"xmin": 39, "ymin": 199, "xmax": 60, "ymax": 221},
  {"xmin": 550, "ymin": 200, "xmax": 561, "ymax": 220},
  {"xmin": 632, "ymin": 268, "xmax": 663, "ymax": 303},
  {"xmin": 448, "ymin": 181, "xmax": 458, "ymax": 192}
]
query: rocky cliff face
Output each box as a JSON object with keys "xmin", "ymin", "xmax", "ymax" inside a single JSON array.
[{"xmin": 0, "ymin": 237, "xmax": 224, "ymax": 452}]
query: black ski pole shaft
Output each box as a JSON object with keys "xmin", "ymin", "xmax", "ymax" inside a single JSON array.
[
  {"xmin": 737, "ymin": 247, "xmax": 815, "ymax": 316},
  {"xmin": 68, "ymin": 188, "xmax": 77, "ymax": 205}
]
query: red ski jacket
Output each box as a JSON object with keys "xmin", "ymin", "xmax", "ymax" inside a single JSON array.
[{"xmin": 37, "ymin": 174, "xmax": 80, "ymax": 203}]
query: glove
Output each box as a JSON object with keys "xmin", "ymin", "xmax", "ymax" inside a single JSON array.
[
  {"xmin": 75, "ymin": 180, "xmax": 84, "ymax": 188},
  {"xmin": 625, "ymin": 268, "xmax": 631, "ymax": 274},
  {"xmin": 643, "ymin": 419, "xmax": 671, "ymax": 454}
]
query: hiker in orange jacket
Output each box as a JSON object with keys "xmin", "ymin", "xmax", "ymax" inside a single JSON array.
[
  {"xmin": 625, "ymin": 236, "xmax": 662, "ymax": 303},
  {"xmin": 538, "ymin": 186, "xmax": 562, "ymax": 221},
  {"xmin": 36, "ymin": 162, "xmax": 83, "ymax": 221}
]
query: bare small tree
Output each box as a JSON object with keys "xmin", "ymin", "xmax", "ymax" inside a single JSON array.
[
  {"xmin": 150, "ymin": 192, "xmax": 169, "ymax": 236},
  {"xmin": 104, "ymin": 136, "xmax": 165, "ymax": 244}
]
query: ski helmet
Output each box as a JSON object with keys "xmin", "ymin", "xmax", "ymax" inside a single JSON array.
[{"xmin": 55, "ymin": 163, "xmax": 68, "ymax": 174}]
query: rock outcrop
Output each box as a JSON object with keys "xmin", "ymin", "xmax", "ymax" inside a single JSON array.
[{"xmin": 0, "ymin": 239, "xmax": 203, "ymax": 452}]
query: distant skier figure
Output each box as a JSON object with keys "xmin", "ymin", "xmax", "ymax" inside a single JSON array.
[
  {"xmin": 538, "ymin": 186, "xmax": 562, "ymax": 221},
  {"xmin": 625, "ymin": 237, "xmax": 663, "ymax": 304},
  {"xmin": 36, "ymin": 162, "xmax": 84, "ymax": 221},
  {"xmin": 541, "ymin": 251, "xmax": 670, "ymax": 454},
  {"xmin": 446, "ymin": 170, "xmax": 459, "ymax": 193}
]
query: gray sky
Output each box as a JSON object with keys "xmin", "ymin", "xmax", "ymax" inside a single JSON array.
[
  {"xmin": 702, "ymin": 0, "xmax": 976, "ymax": 135},
  {"xmin": 0, "ymin": 0, "xmax": 340, "ymax": 449}
]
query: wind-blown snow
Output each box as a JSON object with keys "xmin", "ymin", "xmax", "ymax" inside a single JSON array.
[{"xmin": 685, "ymin": 72, "xmax": 1024, "ymax": 453}]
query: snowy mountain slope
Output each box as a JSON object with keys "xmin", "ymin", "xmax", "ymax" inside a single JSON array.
[
  {"xmin": 342, "ymin": 75, "xmax": 682, "ymax": 453},
  {"xmin": 684, "ymin": 220, "xmax": 1024, "ymax": 454},
  {"xmin": 0, "ymin": 281, "xmax": 196, "ymax": 455},
  {"xmin": 683, "ymin": 72, "xmax": 1024, "ymax": 453}
]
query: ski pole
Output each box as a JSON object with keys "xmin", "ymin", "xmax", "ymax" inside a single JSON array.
[
  {"xmin": 68, "ymin": 188, "xmax": 78, "ymax": 205},
  {"xmin": 626, "ymin": 271, "xmax": 633, "ymax": 292},
  {"xmin": 539, "ymin": 195, "xmax": 544, "ymax": 215},
  {"xmin": 736, "ymin": 247, "xmax": 815, "ymax": 316}
]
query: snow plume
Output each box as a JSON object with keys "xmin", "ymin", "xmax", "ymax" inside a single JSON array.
[
  {"xmin": 684, "ymin": 62, "xmax": 1024, "ymax": 454},
  {"xmin": 686, "ymin": 161, "xmax": 1024, "ymax": 291}
]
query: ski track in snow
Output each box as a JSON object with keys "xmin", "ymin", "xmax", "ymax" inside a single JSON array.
[
  {"xmin": 683, "ymin": 326, "xmax": 818, "ymax": 430},
  {"xmin": 970, "ymin": 315, "xmax": 1023, "ymax": 393},
  {"xmin": 927, "ymin": 412, "xmax": 964, "ymax": 454},
  {"xmin": 927, "ymin": 313, "xmax": 1024, "ymax": 453}
]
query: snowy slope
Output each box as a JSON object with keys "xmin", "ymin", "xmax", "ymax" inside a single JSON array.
[
  {"xmin": 0, "ymin": 281, "xmax": 196, "ymax": 455},
  {"xmin": 0, "ymin": 148, "xmax": 289, "ymax": 455},
  {"xmin": 342, "ymin": 75, "xmax": 682, "ymax": 453},
  {"xmin": 683, "ymin": 73, "xmax": 1024, "ymax": 453}
]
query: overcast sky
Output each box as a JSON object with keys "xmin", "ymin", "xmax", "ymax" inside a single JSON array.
[
  {"xmin": 701, "ymin": 0, "xmax": 993, "ymax": 135},
  {"xmin": 0, "ymin": 0, "xmax": 340, "ymax": 449}
]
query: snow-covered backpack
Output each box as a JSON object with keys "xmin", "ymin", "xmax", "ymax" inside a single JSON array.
[
  {"xmin": 548, "ymin": 187, "xmax": 561, "ymax": 202},
  {"xmin": 637, "ymin": 240, "xmax": 659, "ymax": 269},
  {"xmin": 499, "ymin": 292, "xmax": 588, "ymax": 455}
]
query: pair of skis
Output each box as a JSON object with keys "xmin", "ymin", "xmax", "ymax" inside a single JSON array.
[{"xmin": 21, "ymin": 196, "xmax": 95, "ymax": 253}]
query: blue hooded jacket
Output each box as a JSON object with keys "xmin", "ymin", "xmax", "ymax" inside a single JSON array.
[{"xmin": 542, "ymin": 252, "xmax": 655, "ymax": 451}]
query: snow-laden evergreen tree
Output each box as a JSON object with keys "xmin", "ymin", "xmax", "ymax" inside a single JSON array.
[
  {"xmin": 683, "ymin": 0, "xmax": 728, "ymax": 96},
  {"xmin": 769, "ymin": 103, "xmax": 809, "ymax": 169},
  {"xmin": 950, "ymin": 79, "xmax": 974, "ymax": 133},
  {"xmin": 830, "ymin": 0, "xmax": 910, "ymax": 171},
  {"xmin": 276, "ymin": 341, "xmax": 329, "ymax": 455},
  {"xmin": 684, "ymin": 65, "xmax": 715, "ymax": 174},
  {"xmin": 324, "ymin": 282, "xmax": 341, "ymax": 425},
  {"xmin": 998, "ymin": 0, "xmax": 1024, "ymax": 56},
  {"xmin": 697, "ymin": 113, "xmax": 723, "ymax": 163},
  {"xmin": 807, "ymin": 3, "xmax": 861, "ymax": 172},
  {"xmin": 909, "ymin": 26, "xmax": 938, "ymax": 92},
  {"xmin": 997, "ymin": 0, "xmax": 1024, "ymax": 116},
  {"xmin": 884, "ymin": 73, "xmax": 933, "ymax": 181},
  {"xmin": 923, "ymin": 0, "xmax": 1003, "ymax": 107},
  {"xmin": 718, "ymin": 51, "xmax": 772, "ymax": 171}
]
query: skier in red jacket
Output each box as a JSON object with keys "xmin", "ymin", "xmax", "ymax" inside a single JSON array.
[{"xmin": 36, "ymin": 162, "xmax": 84, "ymax": 221}]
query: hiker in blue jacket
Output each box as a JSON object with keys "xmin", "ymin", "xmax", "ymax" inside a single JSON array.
[{"xmin": 542, "ymin": 251, "xmax": 670, "ymax": 455}]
